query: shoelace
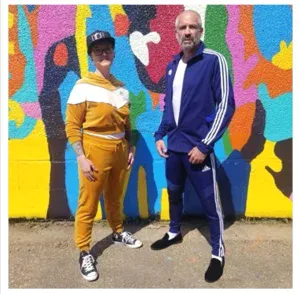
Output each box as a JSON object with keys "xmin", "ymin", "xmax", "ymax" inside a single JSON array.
[
  {"xmin": 82, "ymin": 254, "xmax": 95, "ymax": 272},
  {"xmin": 121, "ymin": 232, "xmax": 135, "ymax": 244}
]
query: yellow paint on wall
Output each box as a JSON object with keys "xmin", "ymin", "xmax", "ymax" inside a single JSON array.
[
  {"xmin": 109, "ymin": 5, "xmax": 126, "ymax": 21},
  {"xmin": 9, "ymin": 99, "xmax": 24, "ymax": 127},
  {"xmin": 138, "ymin": 166, "xmax": 149, "ymax": 219},
  {"xmin": 160, "ymin": 188, "xmax": 169, "ymax": 220},
  {"xmin": 245, "ymin": 140, "xmax": 292, "ymax": 218},
  {"xmin": 272, "ymin": 41, "xmax": 292, "ymax": 70},
  {"xmin": 94, "ymin": 202, "xmax": 102, "ymax": 220},
  {"xmin": 9, "ymin": 42, "xmax": 15, "ymax": 55},
  {"xmin": 75, "ymin": 5, "xmax": 91, "ymax": 77},
  {"xmin": 9, "ymin": 120, "xmax": 51, "ymax": 218},
  {"xmin": 9, "ymin": 12, "xmax": 14, "ymax": 28}
]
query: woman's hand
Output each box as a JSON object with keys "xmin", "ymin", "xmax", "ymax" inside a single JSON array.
[
  {"xmin": 77, "ymin": 155, "xmax": 98, "ymax": 181},
  {"xmin": 127, "ymin": 146, "xmax": 135, "ymax": 170}
]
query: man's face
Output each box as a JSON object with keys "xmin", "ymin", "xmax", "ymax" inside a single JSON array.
[
  {"xmin": 90, "ymin": 41, "xmax": 115, "ymax": 67},
  {"xmin": 175, "ymin": 12, "xmax": 203, "ymax": 51}
]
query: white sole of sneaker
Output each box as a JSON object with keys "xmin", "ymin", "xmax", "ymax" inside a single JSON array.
[
  {"xmin": 113, "ymin": 241, "xmax": 143, "ymax": 249},
  {"xmin": 81, "ymin": 272, "xmax": 99, "ymax": 282}
]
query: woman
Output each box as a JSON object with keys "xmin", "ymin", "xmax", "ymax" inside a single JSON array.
[{"xmin": 65, "ymin": 30, "xmax": 142, "ymax": 282}]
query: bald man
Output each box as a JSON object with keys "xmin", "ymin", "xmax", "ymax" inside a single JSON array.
[{"xmin": 153, "ymin": 10, "xmax": 235, "ymax": 283}]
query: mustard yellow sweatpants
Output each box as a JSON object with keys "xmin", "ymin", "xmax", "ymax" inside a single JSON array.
[{"xmin": 74, "ymin": 134, "xmax": 128, "ymax": 251}]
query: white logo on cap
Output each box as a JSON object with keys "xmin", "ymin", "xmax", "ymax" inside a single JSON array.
[{"xmin": 92, "ymin": 32, "xmax": 105, "ymax": 41}]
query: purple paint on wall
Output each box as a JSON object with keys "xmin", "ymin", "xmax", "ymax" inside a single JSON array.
[
  {"xmin": 226, "ymin": 5, "xmax": 259, "ymax": 107},
  {"xmin": 159, "ymin": 94, "xmax": 165, "ymax": 111},
  {"xmin": 34, "ymin": 5, "xmax": 77, "ymax": 94}
]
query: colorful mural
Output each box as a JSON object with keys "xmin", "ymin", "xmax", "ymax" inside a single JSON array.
[{"xmin": 8, "ymin": 5, "xmax": 292, "ymax": 220}]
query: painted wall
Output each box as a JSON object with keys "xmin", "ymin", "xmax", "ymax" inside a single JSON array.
[{"xmin": 8, "ymin": 5, "xmax": 293, "ymax": 220}]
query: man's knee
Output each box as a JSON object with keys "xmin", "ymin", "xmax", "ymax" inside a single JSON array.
[{"xmin": 167, "ymin": 180, "xmax": 184, "ymax": 204}]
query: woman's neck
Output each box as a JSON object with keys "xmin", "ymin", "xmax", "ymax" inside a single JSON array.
[{"xmin": 95, "ymin": 68, "xmax": 110, "ymax": 80}]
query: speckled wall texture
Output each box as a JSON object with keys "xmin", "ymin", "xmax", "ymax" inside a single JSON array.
[{"xmin": 9, "ymin": 5, "xmax": 292, "ymax": 219}]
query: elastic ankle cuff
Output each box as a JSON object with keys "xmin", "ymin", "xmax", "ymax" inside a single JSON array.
[{"xmin": 212, "ymin": 254, "xmax": 223, "ymax": 262}]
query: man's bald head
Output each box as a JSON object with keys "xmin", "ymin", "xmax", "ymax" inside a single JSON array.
[{"xmin": 175, "ymin": 10, "xmax": 203, "ymax": 30}]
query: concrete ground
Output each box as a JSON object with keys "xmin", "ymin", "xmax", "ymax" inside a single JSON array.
[{"xmin": 8, "ymin": 219, "xmax": 292, "ymax": 289}]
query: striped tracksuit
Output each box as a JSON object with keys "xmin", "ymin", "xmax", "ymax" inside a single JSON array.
[{"xmin": 154, "ymin": 42, "xmax": 235, "ymax": 257}]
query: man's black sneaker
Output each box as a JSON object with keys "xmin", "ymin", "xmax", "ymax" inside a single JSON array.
[
  {"xmin": 150, "ymin": 232, "xmax": 183, "ymax": 250},
  {"xmin": 204, "ymin": 256, "xmax": 225, "ymax": 283},
  {"xmin": 79, "ymin": 251, "xmax": 99, "ymax": 281},
  {"xmin": 112, "ymin": 231, "xmax": 143, "ymax": 248}
]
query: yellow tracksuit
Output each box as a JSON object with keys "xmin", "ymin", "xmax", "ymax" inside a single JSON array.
[{"xmin": 65, "ymin": 72, "xmax": 131, "ymax": 251}]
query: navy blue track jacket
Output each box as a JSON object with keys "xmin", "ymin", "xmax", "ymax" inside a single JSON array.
[{"xmin": 154, "ymin": 42, "xmax": 235, "ymax": 154}]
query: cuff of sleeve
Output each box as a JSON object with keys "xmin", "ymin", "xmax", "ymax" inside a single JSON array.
[
  {"xmin": 154, "ymin": 132, "xmax": 163, "ymax": 142},
  {"xmin": 197, "ymin": 141, "xmax": 213, "ymax": 155},
  {"xmin": 68, "ymin": 136, "xmax": 82, "ymax": 145}
]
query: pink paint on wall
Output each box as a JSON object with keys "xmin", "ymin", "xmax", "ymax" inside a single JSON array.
[
  {"xmin": 21, "ymin": 102, "xmax": 42, "ymax": 119},
  {"xmin": 34, "ymin": 5, "xmax": 77, "ymax": 94},
  {"xmin": 226, "ymin": 6, "xmax": 259, "ymax": 108}
]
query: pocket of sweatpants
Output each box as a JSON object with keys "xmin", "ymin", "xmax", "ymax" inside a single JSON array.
[{"xmin": 82, "ymin": 141, "xmax": 91, "ymax": 159}]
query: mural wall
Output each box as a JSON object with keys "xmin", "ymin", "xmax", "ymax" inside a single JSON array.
[{"xmin": 9, "ymin": 5, "xmax": 293, "ymax": 220}]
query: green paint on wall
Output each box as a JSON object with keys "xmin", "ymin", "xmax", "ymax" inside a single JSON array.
[
  {"xmin": 129, "ymin": 91, "xmax": 146, "ymax": 145},
  {"xmin": 204, "ymin": 5, "xmax": 234, "ymax": 83},
  {"xmin": 223, "ymin": 130, "xmax": 233, "ymax": 155}
]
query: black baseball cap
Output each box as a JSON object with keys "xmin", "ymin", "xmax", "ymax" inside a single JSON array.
[{"xmin": 86, "ymin": 30, "xmax": 115, "ymax": 54}]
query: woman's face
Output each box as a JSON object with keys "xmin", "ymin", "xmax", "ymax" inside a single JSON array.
[{"xmin": 90, "ymin": 41, "xmax": 115, "ymax": 70}]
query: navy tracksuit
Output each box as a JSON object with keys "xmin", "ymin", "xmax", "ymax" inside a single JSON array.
[{"xmin": 154, "ymin": 42, "xmax": 235, "ymax": 257}]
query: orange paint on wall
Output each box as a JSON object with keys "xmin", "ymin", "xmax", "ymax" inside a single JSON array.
[
  {"xmin": 9, "ymin": 6, "xmax": 26, "ymax": 98},
  {"xmin": 149, "ymin": 90, "xmax": 161, "ymax": 110},
  {"xmin": 228, "ymin": 102, "xmax": 256, "ymax": 151},
  {"xmin": 245, "ymin": 59, "xmax": 292, "ymax": 98},
  {"xmin": 239, "ymin": 6, "xmax": 259, "ymax": 60},
  {"xmin": 53, "ymin": 43, "xmax": 68, "ymax": 66},
  {"xmin": 24, "ymin": 5, "xmax": 39, "ymax": 48},
  {"xmin": 114, "ymin": 14, "xmax": 129, "ymax": 36}
]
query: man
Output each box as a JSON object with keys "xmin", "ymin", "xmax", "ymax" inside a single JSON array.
[{"xmin": 152, "ymin": 10, "xmax": 235, "ymax": 283}]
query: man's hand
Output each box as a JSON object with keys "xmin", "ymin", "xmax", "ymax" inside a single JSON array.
[
  {"xmin": 127, "ymin": 146, "xmax": 135, "ymax": 170},
  {"xmin": 188, "ymin": 147, "xmax": 206, "ymax": 164},
  {"xmin": 155, "ymin": 140, "xmax": 168, "ymax": 158},
  {"xmin": 77, "ymin": 155, "xmax": 98, "ymax": 181}
]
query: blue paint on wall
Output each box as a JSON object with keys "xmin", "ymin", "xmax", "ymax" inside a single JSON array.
[
  {"xmin": 258, "ymin": 84, "xmax": 292, "ymax": 142},
  {"xmin": 254, "ymin": 5, "xmax": 292, "ymax": 61},
  {"xmin": 9, "ymin": 6, "xmax": 38, "ymax": 139},
  {"xmin": 218, "ymin": 150, "xmax": 250, "ymax": 216}
]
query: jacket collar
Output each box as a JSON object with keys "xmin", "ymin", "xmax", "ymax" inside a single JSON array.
[{"xmin": 172, "ymin": 41, "xmax": 206, "ymax": 63}]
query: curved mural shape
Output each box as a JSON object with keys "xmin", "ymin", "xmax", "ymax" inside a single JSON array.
[{"xmin": 8, "ymin": 5, "xmax": 293, "ymax": 219}]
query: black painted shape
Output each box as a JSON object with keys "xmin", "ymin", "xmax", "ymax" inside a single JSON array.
[
  {"xmin": 135, "ymin": 57, "xmax": 165, "ymax": 93},
  {"xmin": 123, "ymin": 5, "xmax": 157, "ymax": 35},
  {"xmin": 241, "ymin": 99, "xmax": 266, "ymax": 163},
  {"xmin": 39, "ymin": 36, "xmax": 80, "ymax": 219},
  {"xmin": 265, "ymin": 138, "xmax": 292, "ymax": 197}
]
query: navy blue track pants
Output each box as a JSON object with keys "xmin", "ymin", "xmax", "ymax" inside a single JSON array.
[{"xmin": 166, "ymin": 150, "xmax": 225, "ymax": 257}]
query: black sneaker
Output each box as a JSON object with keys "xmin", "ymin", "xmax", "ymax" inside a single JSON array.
[
  {"xmin": 204, "ymin": 256, "xmax": 225, "ymax": 283},
  {"xmin": 150, "ymin": 232, "xmax": 183, "ymax": 250},
  {"xmin": 79, "ymin": 251, "xmax": 99, "ymax": 281},
  {"xmin": 112, "ymin": 231, "xmax": 143, "ymax": 248}
]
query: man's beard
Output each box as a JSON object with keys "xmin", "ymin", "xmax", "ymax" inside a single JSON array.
[{"xmin": 180, "ymin": 36, "xmax": 200, "ymax": 50}]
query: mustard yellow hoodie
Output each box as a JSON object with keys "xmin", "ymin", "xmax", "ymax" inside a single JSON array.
[{"xmin": 65, "ymin": 72, "xmax": 131, "ymax": 144}]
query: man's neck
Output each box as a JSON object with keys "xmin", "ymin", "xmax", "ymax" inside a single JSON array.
[{"xmin": 182, "ymin": 43, "xmax": 200, "ymax": 63}]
